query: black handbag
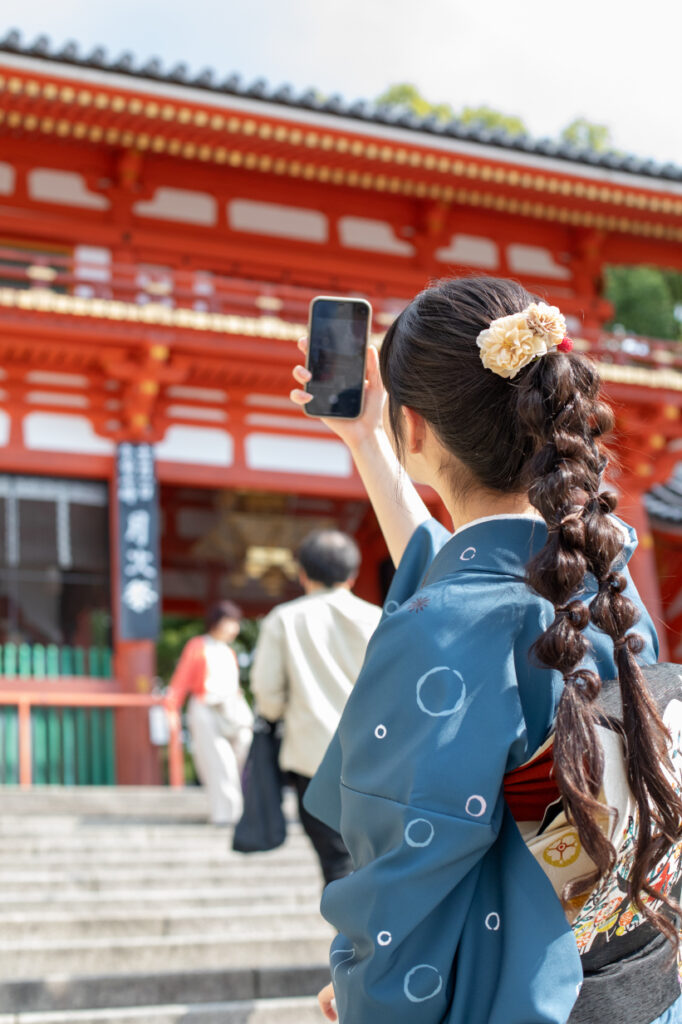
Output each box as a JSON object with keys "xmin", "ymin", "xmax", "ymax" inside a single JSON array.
[{"xmin": 233, "ymin": 716, "xmax": 287, "ymax": 853}]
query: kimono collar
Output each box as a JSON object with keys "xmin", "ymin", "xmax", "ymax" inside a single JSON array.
[{"xmin": 424, "ymin": 515, "xmax": 548, "ymax": 586}]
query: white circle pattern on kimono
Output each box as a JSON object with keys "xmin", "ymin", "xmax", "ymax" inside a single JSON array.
[
  {"xmin": 377, "ymin": 931, "xmax": 392, "ymax": 946},
  {"xmin": 460, "ymin": 547, "xmax": 476, "ymax": 561},
  {"xmin": 384, "ymin": 600, "xmax": 400, "ymax": 615},
  {"xmin": 404, "ymin": 817, "xmax": 435, "ymax": 848},
  {"xmin": 416, "ymin": 666, "xmax": 467, "ymax": 717},
  {"xmin": 404, "ymin": 964, "xmax": 444, "ymax": 1003},
  {"xmin": 374, "ymin": 724, "xmax": 387, "ymax": 739},
  {"xmin": 465, "ymin": 795, "xmax": 487, "ymax": 818},
  {"xmin": 485, "ymin": 912, "xmax": 500, "ymax": 931}
]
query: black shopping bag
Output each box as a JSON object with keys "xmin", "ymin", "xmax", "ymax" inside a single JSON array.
[{"xmin": 233, "ymin": 717, "xmax": 287, "ymax": 853}]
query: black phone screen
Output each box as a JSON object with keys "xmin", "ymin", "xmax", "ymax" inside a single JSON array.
[{"xmin": 305, "ymin": 297, "xmax": 371, "ymax": 418}]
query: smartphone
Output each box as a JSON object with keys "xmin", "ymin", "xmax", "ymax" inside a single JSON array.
[{"xmin": 304, "ymin": 296, "xmax": 372, "ymax": 419}]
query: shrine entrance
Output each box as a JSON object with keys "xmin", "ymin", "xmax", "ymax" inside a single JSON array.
[{"xmin": 159, "ymin": 485, "xmax": 388, "ymax": 623}]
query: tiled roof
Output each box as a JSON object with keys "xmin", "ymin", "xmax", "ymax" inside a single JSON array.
[{"xmin": 2, "ymin": 28, "xmax": 682, "ymax": 183}]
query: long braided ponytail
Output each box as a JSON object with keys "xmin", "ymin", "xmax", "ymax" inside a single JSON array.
[
  {"xmin": 517, "ymin": 351, "xmax": 682, "ymax": 944},
  {"xmin": 379, "ymin": 275, "xmax": 682, "ymax": 948}
]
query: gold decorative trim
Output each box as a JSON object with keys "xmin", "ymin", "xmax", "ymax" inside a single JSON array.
[
  {"xmin": 0, "ymin": 286, "xmax": 391, "ymax": 346},
  {"xmin": 1, "ymin": 69, "xmax": 682, "ymax": 217},
  {"xmin": 0, "ymin": 287, "xmax": 303, "ymax": 339},
  {"xmin": 595, "ymin": 361, "xmax": 682, "ymax": 392},
  {"xmin": 1, "ymin": 286, "xmax": 681, "ymax": 391}
]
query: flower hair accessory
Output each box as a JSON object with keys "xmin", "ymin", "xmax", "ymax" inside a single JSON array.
[{"xmin": 476, "ymin": 302, "xmax": 573, "ymax": 379}]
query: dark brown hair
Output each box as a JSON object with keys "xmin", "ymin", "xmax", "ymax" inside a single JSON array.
[
  {"xmin": 380, "ymin": 276, "xmax": 682, "ymax": 944},
  {"xmin": 205, "ymin": 600, "xmax": 243, "ymax": 632}
]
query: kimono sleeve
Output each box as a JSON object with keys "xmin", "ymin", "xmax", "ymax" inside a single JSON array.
[
  {"xmin": 382, "ymin": 517, "xmax": 452, "ymax": 614},
  {"xmin": 319, "ymin": 582, "xmax": 560, "ymax": 1023}
]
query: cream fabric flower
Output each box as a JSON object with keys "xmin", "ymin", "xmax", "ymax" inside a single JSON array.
[
  {"xmin": 525, "ymin": 302, "xmax": 567, "ymax": 348},
  {"xmin": 476, "ymin": 312, "xmax": 548, "ymax": 380}
]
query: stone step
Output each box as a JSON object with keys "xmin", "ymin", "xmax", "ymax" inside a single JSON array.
[
  {"xmin": 0, "ymin": 838, "xmax": 309, "ymax": 859},
  {"xmin": 0, "ymin": 862, "xmax": 319, "ymax": 887},
  {"xmin": 0, "ymin": 821, "xmax": 301, "ymax": 833},
  {"xmin": 0, "ymin": 807, "xmax": 301, "ymax": 830},
  {"xmin": 0, "ymin": 929, "xmax": 332, "ymax": 979},
  {"xmin": 0, "ymin": 857, "xmax": 310, "ymax": 877},
  {"xmin": 0, "ymin": 905, "xmax": 325, "ymax": 940},
  {"xmin": 0, "ymin": 786, "xmax": 301, "ymax": 821},
  {"xmin": 0, "ymin": 855, "xmax": 311, "ymax": 874},
  {"xmin": 0, "ymin": 819, "xmax": 296, "ymax": 835},
  {"xmin": 0, "ymin": 837, "xmax": 247, "ymax": 851},
  {"xmin": 0, "ymin": 965, "xmax": 330, "ymax": 1014},
  {"xmin": 0, "ymin": 882, "xmax": 320, "ymax": 913},
  {"xmin": 0, "ymin": 788, "xmax": 331, "ymax": 1017},
  {"xmin": 0, "ymin": 995, "xmax": 322, "ymax": 1024},
  {"xmin": 0, "ymin": 787, "xmax": 211, "ymax": 818}
]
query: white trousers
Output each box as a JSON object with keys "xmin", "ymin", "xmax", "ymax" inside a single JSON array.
[{"xmin": 187, "ymin": 697, "xmax": 252, "ymax": 825}]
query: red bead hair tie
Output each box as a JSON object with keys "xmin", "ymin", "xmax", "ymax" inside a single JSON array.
[{"xmin": 557, "ymin": 336, "xmax": 574, "ymax": 353}]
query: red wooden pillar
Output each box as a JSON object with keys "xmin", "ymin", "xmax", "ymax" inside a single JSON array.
[
  {"xmin": 617, "ymin": 485, "xmax": 670, "ymax": 660},
  {"xmin": 353, "ymin": 505, "xmax": 387, "ymax": 606},
  {"xmin": 113, "ymin": 642, "xmax": 161, "ymax": 784},
  {"xmin": 650, "ymin": 524, "xmax": 682, "ymax": 662},
  {"xmin": 18, "ymin": 700, "xmax": 32, "ymax": 787}
]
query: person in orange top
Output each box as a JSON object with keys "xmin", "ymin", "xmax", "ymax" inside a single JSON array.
[{"xmin": 165, "ymin": 601, "xmax": 253, "ymax": 825}]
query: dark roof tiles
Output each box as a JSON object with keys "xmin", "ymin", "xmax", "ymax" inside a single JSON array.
[{"xmin": 1, "ymin": 28, "xmax": 680, "ymax": 183}]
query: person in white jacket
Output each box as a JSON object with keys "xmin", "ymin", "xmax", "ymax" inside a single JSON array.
[{"xmin": 251, "ymin": 530, "xmax": 381, "ymax": 884}]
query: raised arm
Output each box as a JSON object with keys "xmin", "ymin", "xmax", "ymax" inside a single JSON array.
[{"xmin": 290, "ymin": 340, "xmax": 429, "ymax": 566}]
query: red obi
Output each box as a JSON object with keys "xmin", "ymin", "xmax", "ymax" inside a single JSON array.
[{"xmin": 503, "ymin": 741, "xmax": 560, "ymax": 822}]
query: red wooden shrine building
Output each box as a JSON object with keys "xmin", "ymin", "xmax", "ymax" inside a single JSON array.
[{"xmin": 2, "ymin": 29, "xmax": 682, "ymax": 785}]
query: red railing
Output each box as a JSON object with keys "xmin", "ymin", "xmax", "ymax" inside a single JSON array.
[
  {"xmin": 0, "ymin": 245, "xmax": 318, "ymax": 325},
  {"xmin": 0, "ymin": 688, "xmax": 184, "ymax": 788},
  {"xmin": 1, "ymin": 244, "xmax": 680, "ymax": 369}
]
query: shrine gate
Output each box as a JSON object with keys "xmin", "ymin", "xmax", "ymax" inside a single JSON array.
[{"xmin": 1, "ymin": 29, "xmax": 682, "ymax": 784}]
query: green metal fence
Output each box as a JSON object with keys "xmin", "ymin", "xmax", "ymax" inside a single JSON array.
[
  {"xmin": 0, "ymin": 643, "xmax": 113, "ymax": 679},
  {"xmin": 0, "ymin": 643, "xmax": 116, "ymax": 785},
  {"xmin": 0, "ymin": 707, "xmax": 18, "ymax": 784},
  {"xmin": 28, "ymin": 706, "xmax": 116, "ymax": 785}
]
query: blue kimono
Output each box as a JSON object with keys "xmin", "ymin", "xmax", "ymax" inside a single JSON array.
[{"xmin": 305, "ymin": 514, "xmax": 658, "ymax": 1024}]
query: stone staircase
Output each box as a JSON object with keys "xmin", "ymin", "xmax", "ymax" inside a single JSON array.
[{"xmin": 0, "ymin": 787, "xmax": 331, "ymax": 1022}]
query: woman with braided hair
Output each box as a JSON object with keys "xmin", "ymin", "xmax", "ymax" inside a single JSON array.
[{"xmin": 290, "ymin": 277, "xmax": 682, "ymax": 1024}]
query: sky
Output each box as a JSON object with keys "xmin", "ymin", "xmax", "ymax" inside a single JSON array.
[{"xmin": 2, "ymin": 0, "xmax": 682, "ymax": 165}]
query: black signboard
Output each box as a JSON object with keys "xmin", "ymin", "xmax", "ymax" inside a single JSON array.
[{"xmin": 116, "ymin": 442, "xmax": 161, "ymax": 641}]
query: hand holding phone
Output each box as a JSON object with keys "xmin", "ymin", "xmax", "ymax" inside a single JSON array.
[
  {"xmin": 303, "ymin": 296, "xmax": 372, "ymax": 419},
  {"xmin": 291, "ymin": 339, "xmax": 384, "ymax": 451}
]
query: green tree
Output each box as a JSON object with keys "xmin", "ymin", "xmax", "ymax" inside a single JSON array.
[
  {"xmin": 560, "ymin": 117, "xmax": 613, "ymax": 152},
  {"xmin": 376, "ymin": 84, "xmax": 526, "ymax": 134},
  {"xmin": 458, "ymin": 105, "xmax": 526, "ymax": 136},
  {"xmin": 605, "ymin": 266, "xmax": 681, "ymax": 340},
  {"xmin": 376, "ymin": 83, "xmax": 455, "ymax": 123}
]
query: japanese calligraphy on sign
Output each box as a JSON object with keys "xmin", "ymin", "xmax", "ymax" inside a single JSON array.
[{"xmin": 116, "ymin": 443, "xmax": 161, "ymax": 640}]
